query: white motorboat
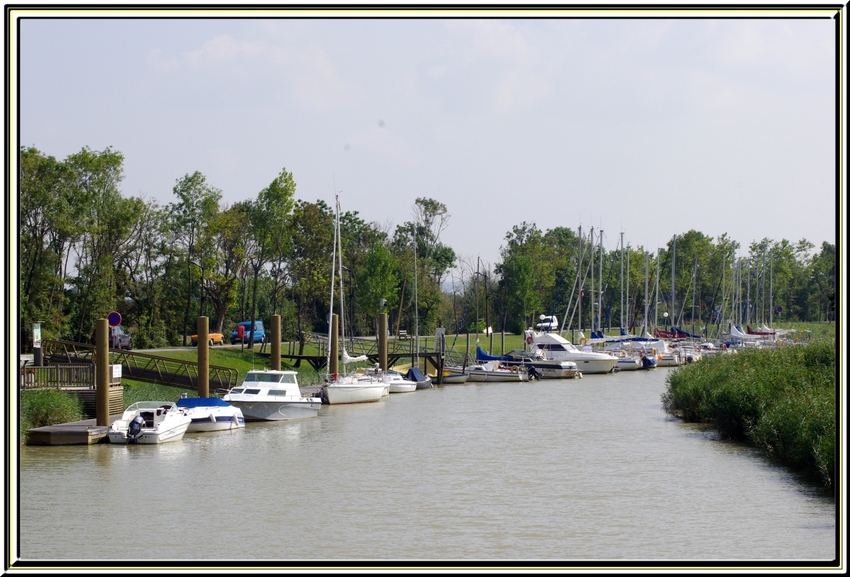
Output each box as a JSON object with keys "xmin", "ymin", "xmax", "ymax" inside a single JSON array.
[
  {"xmin": 383, "ymin": 371, "xmax": 417, "ymax": 393},
  {"xmin": 108, "ymin": 401, "xmax": 192, "ymax": 444},
  {"xmin": 223, "ymin": 369, "xmax": 322, "ymax": 421},
  {"xmin": 176, "ymin": 395, "xmax": 245, "ymax": 432},
  {"xmin": 525, "ymin": 330, "xmax": 618, "ymax": 374}
]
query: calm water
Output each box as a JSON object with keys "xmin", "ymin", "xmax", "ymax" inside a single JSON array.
[{"xmin": 16, "ymin": 367, "xmax": 836, "ymax": 564}]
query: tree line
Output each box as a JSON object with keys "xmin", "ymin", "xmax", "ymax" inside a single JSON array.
[{"xmin": 19, "ymin": 145, "xmax": 835, "ymax": 352}]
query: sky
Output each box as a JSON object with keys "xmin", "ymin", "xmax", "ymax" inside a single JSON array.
[{"xmin": 13, "ymin": 7, "xmax": 842, "ymax": 276}]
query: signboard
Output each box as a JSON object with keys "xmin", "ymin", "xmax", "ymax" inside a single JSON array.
[
  {"xmin": 32, "ymin": 322, "xmax": 42, "ymax": 349},
  {"xmin": 108, "ymin": 312, "xmax": 122, "ymax": 327}
]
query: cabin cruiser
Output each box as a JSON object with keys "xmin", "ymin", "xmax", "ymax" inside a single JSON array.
[
  {"xmin": 224, "ymin": 369, "xmax": 321, "ymax": 420},
  {"xmin": 524, "ymin": 330, "xmax": 618, "ymax": 374},
  {"xmin": 108, "ymin": 401, "xmax": 192, "ymax": 444},
  {"xmin": 476, "ymin": 347, "xmax": 580, "ymax": 379}
]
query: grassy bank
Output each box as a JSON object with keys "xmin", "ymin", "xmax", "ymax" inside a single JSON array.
[{"xmin": 662, "ymin": 340, "xmax": 836, "ymax": 489}]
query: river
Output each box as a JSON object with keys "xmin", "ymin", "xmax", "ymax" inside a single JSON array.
[{"xmin": 15, "ymin": 366, "xmax": 836, "ymax": 566}]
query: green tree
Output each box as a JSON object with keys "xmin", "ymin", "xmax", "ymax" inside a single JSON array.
[
  {"xmin": 19, "ymin": 147, "xmax": 76, "ymax": 346},
  {"xmin": 168, "ymin": 171, "xmax": 222, "ymax": 344},
  {"xmin": 245, "ymin": 168, "xmax": 296, "ymax": 348}
]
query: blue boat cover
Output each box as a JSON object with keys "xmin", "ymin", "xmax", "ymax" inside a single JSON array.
[
  {"xmin": 176, "ymin": 397, "xmax": 232, "ymax": 408},
  {"xmin": 404, "ymin": 366, "xmax": 430, "ymax": 382},
  {"xmin": 475, "ymin": 346, "xmax": 511, "ymax": 361}
]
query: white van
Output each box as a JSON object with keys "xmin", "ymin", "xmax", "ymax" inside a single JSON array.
[{"xmin": 535, "ymin": 315, "xmax": 558, "ymax": 331}]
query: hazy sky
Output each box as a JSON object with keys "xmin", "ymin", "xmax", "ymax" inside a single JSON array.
[{"xmin": 14, "ymin": 8, "xmax": 840, "ymax": 274}]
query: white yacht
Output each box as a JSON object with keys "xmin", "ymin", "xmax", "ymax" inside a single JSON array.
[
  {"xmin": 224, "ymin": 369, "xmax": 322, "ymax": 421},
  {"xmin": 525, "ymin": 330, "xmax": 618, "ymax": 374}
]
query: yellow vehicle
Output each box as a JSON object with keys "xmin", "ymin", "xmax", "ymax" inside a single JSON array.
[{"xmin": 191, "ymin": 332, "xmax": 225, "ymax": 346}]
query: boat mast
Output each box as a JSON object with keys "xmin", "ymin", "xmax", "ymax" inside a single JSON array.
[
  {"xmin": 625, "ymin": 243, "xmax": 630, "ymax": 333},
  {"xmin": 337, "ymin": 197, "xmax": 348, "ymax": 373},
  {"xmin": 326, "ymin": 195, "xmax": 340, "ymax": 378},
  {"xmin": 643, "ymin": 251, "xmax": 649, "ymax": 336},
  {"xmin": 691, "ymin": 259, "xmax": 697, "ymax": 337},
  {"xmin": 620, "ymin": 231, "xmax": 624, "ymax": 332},
  {"xmin": 671, "ymin": 234, "xmax": 676, "ymax": 330},
  {"xmin": 577, "ymin": 224, "xmax": 583, "ymax": 338},
  {"xmin": 589, "ymin": 227, "xmax": 594, "ymax": 334},
  {"xmin": 598, "ymin": 229, "xmax": 604, "ymax": 334},
  {"xmin": 654, "ymin": 248, "xmax": 660, "ymax": 336}
]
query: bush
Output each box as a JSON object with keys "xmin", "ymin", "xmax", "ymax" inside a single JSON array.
[{"xmin": 20, "ymin": 389, "xmax": 85, "ymax": 443}]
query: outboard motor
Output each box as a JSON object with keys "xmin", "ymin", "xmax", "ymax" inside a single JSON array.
[{"xmin": 127, "ymin": 415, "xmax": 145, "ymax": 444}]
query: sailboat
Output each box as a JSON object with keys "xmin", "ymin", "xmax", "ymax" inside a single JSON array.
[{"xmin": 321, "ymin": 195, "xmax": 387, "ymax": 405}]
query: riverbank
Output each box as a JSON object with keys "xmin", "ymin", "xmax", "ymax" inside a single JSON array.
[{"xmin": 662, "ymin": 340, "xmax": 836, "ymax": 489}]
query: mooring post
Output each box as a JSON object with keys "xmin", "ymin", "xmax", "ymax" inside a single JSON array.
[
  {"xmin": 271, "ymin": 314, "xmax": 281, "ymax": 371},
  {"xmin": 378, "ymin": 313, "xmax": 388, "ymax": 372},
  {"xmin": 198, "ymin": 316, "xmax": 209, "ymax": 398},
  {"xmin": 330, "ymin": 314, "xmax": 339, "ymax": 377},
  {"xmin": 95, "ymin": 318, "xmax": 109, "ymax": 426}
]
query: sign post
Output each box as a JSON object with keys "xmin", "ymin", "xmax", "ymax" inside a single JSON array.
[{"xmin": 32, "ymin": 321, "xmax": 43, "ymax": 366}]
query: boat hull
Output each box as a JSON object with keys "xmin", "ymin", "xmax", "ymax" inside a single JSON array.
[
  {"xmin": 108, "ymin": 421, "xmax": 189, "ymax": 444},
  {"xmin": 388, "ymin": 382, "xmax": 417, "ymax": 393},
  {"xmin": 323, "ymin": 383, "xmax": 386, "ymax": 405},
  {"xmin": 229, "ymin": 400, "xmax": 321, "ymax": 421},
  {"xmin": 187, "ymin": 414, "xmax": 245, "ymax": 432},
  {"xmin": 439, "ymin": 373, "xmax": 469, "ymax": 384}
]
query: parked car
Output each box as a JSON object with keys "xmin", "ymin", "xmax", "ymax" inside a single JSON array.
[
  {"xmin": 90, "ymin": 325, "xmax": 133, "ymax": 350},
  {"xmin": 535, "ymin": 315, "xmax": 558, "ymax": 331},
  {"xmin": 191, "ymin": 332, "xmax": 225, "ymax": 346},
  {"xmin": 230, "ymin": 320, "xmax": 266, "ymax": 345}
]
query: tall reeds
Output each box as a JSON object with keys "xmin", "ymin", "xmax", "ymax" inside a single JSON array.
[{"xmin": 662, "ymin": 340, "xmax": 836, "ymax": 489}]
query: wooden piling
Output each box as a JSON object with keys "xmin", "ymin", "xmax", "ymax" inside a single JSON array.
[{"xmin": 198, "ymin": 316, "xmax": 209, "ymax": 397}]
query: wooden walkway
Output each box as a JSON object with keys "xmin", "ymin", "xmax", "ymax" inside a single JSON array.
[{"xmin": 26, "ymin": 416, "xmax": 121, "ymax": 445}]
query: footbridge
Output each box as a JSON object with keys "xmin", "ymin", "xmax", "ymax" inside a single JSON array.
[{"xmin": 40, "ymin": 340, "xmax": 240, "ymax": 392}]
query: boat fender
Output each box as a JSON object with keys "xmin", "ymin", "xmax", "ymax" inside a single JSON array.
[
  {"xmin": 577, "ymin": 371, "xmax": 583, "ymax": 379},
  {"xmin": 619, "ymin": 350, "xmax": 626, "ymax": 358},
  {"xmin": 526, "ymin": 336, "xmax": 533, "ymax": 345},
  {"xmin": 651, "ymin": 348, "xmax": 657, "ymax": 356},
  {"xmin": 721, "ymin": 343, "xmax": 727, "ymax": 351},
  {"xmin": 579, "ymin": 338, "xmax": 587, "ymax": 345}
]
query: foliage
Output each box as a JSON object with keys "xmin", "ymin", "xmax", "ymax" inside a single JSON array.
[
  {"xmin": 662, "ymin": 341, "xmax": 836, "ymax": 488},
  {"xmin": 20, "ymin": 389, "xmax": 85, "ymax": 443},
  {"xmin": 17, "ymin": 142, "xmax": 835, "ymax": 357}
]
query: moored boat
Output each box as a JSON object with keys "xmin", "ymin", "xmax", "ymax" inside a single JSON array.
[
  {"xmin": 176, "ymin": 395, "xmax": 245, "ymax": 432},
  {"xmin": 108, "ymin": 401, "xmax": 192, "ymax": 444},
  {"xmin": 524, "ymin": 330, "xmax": 618, "ymax": 374},
  {"xmin": 224, "ymin": 369, "xmax": 322, "ymax": 420},
  {"xmin": 476, "ymin": 347, "xmax": 579, "ymax": 379}
]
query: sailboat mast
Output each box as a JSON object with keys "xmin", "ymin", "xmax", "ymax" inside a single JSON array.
[
  {"xmin": 326, "ymin": 196, "xmax": 340, "ymax": 378},
  {"xmin": 654, "ymin": 248, "xmax": 660, "ymax": 335},
  {"xmin": 671, "ymin": 234, "xmax": 676, "ymax": 329},
  {"xmin": 644, "ymin": 251, "xmax": 649, "ymax": 336},
  {"xmin": 598, "ymin": 229, "xmax": 603, "ymax": 333},
  {"xmin": 337, "ymin": 198, "xmax": 348, "ymax": 371},
  {"xmin": 577, "ymin": 225, "xmax": 583, "ymax": 337},
  {"xmin": 589, "ymin": 227, "xmax": 594, "ymax": 333},
  {"xmin": 620, "ymin": 232, "xmax": 624, "ymax": 331}
]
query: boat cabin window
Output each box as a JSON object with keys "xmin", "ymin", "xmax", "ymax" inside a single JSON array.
[
  {"xmin": 267, "ymin": 389, "xmax": 292, "ymax": 396},
  {"xmin": 244, "ymin": 372, "xmax": 295, "ymax": 383},
  {"xmin": 540, "ymin": 344, "xmax": 568, "ymax": 352},
  {"xmin": 230, "ymin": 388, "xmax": 244, "ymax": 394},
  {"xmin": 244, "ymin": 388, "xmax": 261, "ymax": 395}
]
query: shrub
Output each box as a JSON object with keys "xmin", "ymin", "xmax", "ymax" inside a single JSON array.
[{"xmin": 20, "ymin": 389, "xmax": 85, "ymax": 443}]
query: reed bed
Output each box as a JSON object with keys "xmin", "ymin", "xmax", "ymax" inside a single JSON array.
[{"xmin": 662, "ymin": 340, "xmax": 836, "ymax": 489}]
